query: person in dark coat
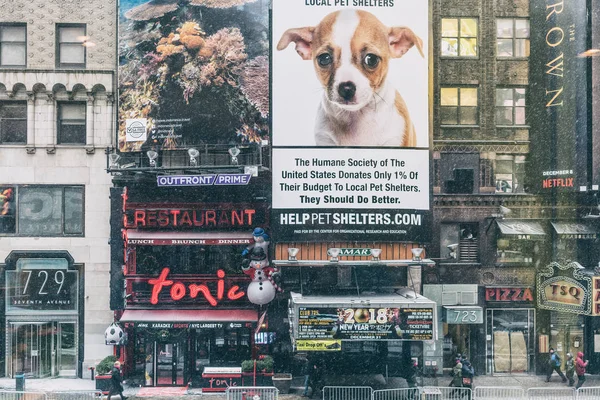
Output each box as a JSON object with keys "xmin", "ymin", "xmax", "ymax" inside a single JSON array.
[
  {"xmin": 108, "ymin": 361, "xmax": 127, "ymax": 400},
  {"xmin": 310, "ymin": 359, "xmax": 324, "ymax": 399},
  {"xmin": 301, "ymin": 356, "xmax": 312, "ymax": 397}
]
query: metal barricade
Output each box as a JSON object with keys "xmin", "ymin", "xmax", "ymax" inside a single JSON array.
[
  {"xmin": 46, "ymin": 391, "xmax": 102, "ymax": 399},
  {"xmin": 322, "ymin": 386, "xmax": 373, "ymax": 400},
  {"xmin": 0, "ymin": 391, "xmax": 47, "ymax": 400},
  {"xmin": 577, "ymin": 387, "xmax": 600, "ymax": 400},
  {"xmin": 527, "ymin": 387, "xmax": 576, "ymax": 400},
  {"xmin": 474, "ymin": 386, "xmax": 524, "ymax": 400},
  {"xmin": 226, "ymin": 386, "xmax": 279, "ymax": 400},
  {"xmin": 373, "ymin": 388, "xmax": 420, "ymax": 400},
  {"xmin": 420, "ymin": 386, "xmax": 471, "ymax": 400}
]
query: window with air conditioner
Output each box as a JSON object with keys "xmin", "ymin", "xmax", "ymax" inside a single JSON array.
[{"xmin": 440, "ymin": 223, "xmax": 479, "ymax": 262}]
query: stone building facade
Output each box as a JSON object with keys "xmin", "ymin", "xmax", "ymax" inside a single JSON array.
[{"xmin": 0, "ymin": 0, "xmax": 116, "ymax": 378}]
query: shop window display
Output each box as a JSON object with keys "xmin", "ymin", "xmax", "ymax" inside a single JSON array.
[{"xmin": 486, "ymin": 309, "xmax": 535, "ymax": 374}]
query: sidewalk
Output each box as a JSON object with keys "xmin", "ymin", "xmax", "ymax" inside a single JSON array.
[{"xmin": 1, "ymin": 373, "xmax": 600, "ymax": 399}]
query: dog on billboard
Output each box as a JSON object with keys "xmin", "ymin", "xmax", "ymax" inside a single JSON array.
[{"xmin": 277, "ymin": 9, "xmax": 424, "ymax": 147}]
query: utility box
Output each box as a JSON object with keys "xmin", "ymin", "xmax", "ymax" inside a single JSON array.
[{"xmin": 15, "ymin": 374, "xmax": 25, "ymax": 391}]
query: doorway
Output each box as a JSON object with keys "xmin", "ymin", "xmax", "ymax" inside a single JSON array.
[
  {"xmin": 8, "ymin": 321, "xmax": 78, "ymax": 378},
  {"xmin": 486, "ymin": 309, "xmax": 535, "ymax": 374},
  {"xmin": 550, "ymin": 324, "xmax": 585, "ymax": 364},
  {"xmin": 155, "ymin": 340, "xmax": 185, "ymax": 386}
]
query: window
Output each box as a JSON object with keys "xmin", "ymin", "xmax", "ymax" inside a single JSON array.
[
  {"xmin": 0, "ymin": 24, "xmax": 26, "ymax": 67},
  {"xmin": 0, "ymin": 102, "xmax": 27, "ymax": 144},
  {"xmin": 441, "ymin": 18, "xmax": 478, "ymax": 57},
  {"xmin": 440, "ymin": 223, "xmax": 479, "ymax": 262},
  {"xmin": 135, "ymin": 245, "xmax": 244, "ymax": 275},
  {"xmin": 57, "ymin": 103, "xmax": 86, "ymax": 144},
  {"xmin": 497, "ymin": 19, "xmax": 530, "ymax": 58},
  {"xmin": 441, "ymin": 87, "xmax": 478, "ymax": 125},
  {"xmin": 496, "ymin": 88, "xmax": 526, "ymax": 125},
  {"xmin": 0, "ymin": 185, "xmax": 84, "ymax": 236},
  {"xmin": 56, "ymin": 24, "xmax": 85, "ymax": 68},
  {"xmin": 495, "ymin": 155, "xmax": 526, "ymax": 193}
]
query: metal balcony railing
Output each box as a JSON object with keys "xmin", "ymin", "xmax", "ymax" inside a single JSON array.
[{"xmin": 106, "ymin": 143, "xmax": 268, "ymax": 174}]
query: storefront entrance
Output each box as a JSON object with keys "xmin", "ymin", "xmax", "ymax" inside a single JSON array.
[
  {"xmin": 486, "ymin": 308, "xmax": 535, "ymax": 374},
  {"xmin": 156, "ymin": 340, "xmax": 185, "ymax": 386},
  {"xmin": 8, "ymin": 321, "xmax": 77, "ymax": 378},
  {"xmin": 550, "ymin": 313, "xmax": 585, "ymax": 364},
  {"xmin": 130, "ymin": 322, "xmax": 253, "ymax": 387}
]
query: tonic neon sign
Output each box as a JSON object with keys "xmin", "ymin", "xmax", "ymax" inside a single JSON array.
[{"xmin": 148, "ymin": 268, "xmax": 246, "ymax": 306}]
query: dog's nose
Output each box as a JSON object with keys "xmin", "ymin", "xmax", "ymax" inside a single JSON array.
[{"xmin": 337, "ymin": 82, "xmax": 356, "ymax": 101}]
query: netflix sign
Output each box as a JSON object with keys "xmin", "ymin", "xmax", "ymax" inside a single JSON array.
[{"xmin": 124, "ymin": 204, "xmax": 267, "ymax": 230}]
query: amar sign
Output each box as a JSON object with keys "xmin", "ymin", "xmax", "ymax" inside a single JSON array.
[{"xmin": 537, "ymin": 262, "xmax": 592, "ymax": 315}]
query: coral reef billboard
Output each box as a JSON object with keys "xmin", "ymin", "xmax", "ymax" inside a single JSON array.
[{"xmin": 118, "ymin": 0, "xmax": 269, "ymax": 152}]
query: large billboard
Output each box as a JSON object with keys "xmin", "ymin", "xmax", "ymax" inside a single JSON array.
[
  {"xmin": 118, "ymin": 0, "xmax": 269, "ymax": 152},
  {"xmin": 529, "ymin": 0, "xmax": 589, "ymax": 191},
  {"xmin": 297, "ymin": 307, "xmax": 434, "ymax": 341},
  {"xmin": 271, "ymin": 0, "xmax": 431, "ymax": 242}
]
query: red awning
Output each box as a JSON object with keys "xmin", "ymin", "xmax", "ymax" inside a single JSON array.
[
  {"xmin": 125, "ymin": 229, "xmax": 253, "ymax": 245},
  {"xmin": 120, "ymin": 309, "xmax": 258, "ymax": 323}
]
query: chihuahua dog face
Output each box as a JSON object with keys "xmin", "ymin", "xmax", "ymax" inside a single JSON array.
[{"xmin": 277, "ymin": 10, "xmax": 423, "ymax": 112}]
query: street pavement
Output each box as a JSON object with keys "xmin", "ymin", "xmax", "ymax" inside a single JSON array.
[{"xmin": 1, "ymin": 373, "xmax": 600, "ymax": 399}]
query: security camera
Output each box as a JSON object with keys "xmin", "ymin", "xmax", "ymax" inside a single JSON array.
[{"xmin": 447, "ymin": 244, "xmax": 458, "ymax": 259}]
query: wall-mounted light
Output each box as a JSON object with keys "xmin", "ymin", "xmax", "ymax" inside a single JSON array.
[
  {"xmin": 109, "ymin": 153, "xmax": 120, "ymax": 168},
  {"xmin": 499, "ymin": 205, "xmax": 512, "ymax": 217},
  {"xmin": 371, "ymin": 248, "xmax": 382, "ymax": 261},
  {"xmin": 228, "ymin": 146, "xmax": 240, "ymax": 165},
  {"xmin": 411, "ymin": 248, "xmax": 424, "ymax": 261},
  {"xmin": 578, "ymin": 49, "xmax": 600, "ymax": 57},
  {"xmin": 147, "ymin": 150, "xmax": 158, "ymax": 167},
  {"xmin": 78, "ymin": 35, "xmax": 96, "ymax": 47},
  {"xmin": 188, "ymin": 148, "xmax": 199, "ymax": 166},
  {"xmin": 287, "ymin": 247, "xmax": 299, "ymax": 261},
  {"xmin": 327, "ymin": 248, "xmax": 341, "ymax": 262}
]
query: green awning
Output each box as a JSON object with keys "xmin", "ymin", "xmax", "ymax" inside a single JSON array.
[
  {"xmin": 551, "ymin": 222, "xmax": 598, "ymax": 239},
  {"xmin": 496, "ymin": 220, "xmax": 546, "ymax": 237}
]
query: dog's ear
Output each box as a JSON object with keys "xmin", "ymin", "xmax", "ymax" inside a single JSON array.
[
  {"xmin": 277, "ymin": 27, "xmax": 315, "ymax": 60},
  {"xmin": 389, "ymin": 27, "xmax": 424, "ymax": 58}
]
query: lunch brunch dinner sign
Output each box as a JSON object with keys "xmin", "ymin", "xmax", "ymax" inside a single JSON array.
[{"xmin": 271, "ymin": 0, "xmax": 430, "ymax": 241}]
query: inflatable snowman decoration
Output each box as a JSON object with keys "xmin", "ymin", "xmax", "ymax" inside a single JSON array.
[{"xmin": 242, "ymin": 228, "xmax": 281, "ymax": 305}]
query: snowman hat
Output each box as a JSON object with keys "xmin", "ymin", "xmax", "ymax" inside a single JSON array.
[
  {"xmin": 250, "ymin": 247, "xmax": 267, "ymax": 261},
  {"xmin": 253, "ymin": 227, "xmax": 265, "ymax": 236}
]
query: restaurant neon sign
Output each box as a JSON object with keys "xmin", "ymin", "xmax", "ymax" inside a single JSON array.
[{"xmin": 148, "ymin": 268, "xmax": 246, "ymax": 306}]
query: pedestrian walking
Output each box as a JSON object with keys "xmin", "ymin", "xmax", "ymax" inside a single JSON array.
[
  {"xmin": 449, "ymin": 358, "xmax": 463, "ymax": 387},
  {"xmin": 405, "ymin": 359, "xmax": 419, "ymax": 388},
  {"xmin": 461, "ymin": 358, "xmax": 474, "ymax": 388},
  {"xmin": 575, "ymin": 351, "xmax": 589, "ymax": 389},
  {"xmin": 310, "ymin": 359, "xmax": 324, "ymax": 399},
  {"xmin": 565, "ymin": 353, "xmax": 575, "ymax": 386},
  {"xmin": 108, "ymin": 361, "xmax": 127, "ymax": 400},
  {"xmin": 301, "ymin": 356, "xmax": 312, "ymax": 397},
  {"xmin": 546, "ymin": 348, "xmax": 567, "ymax": 383}
]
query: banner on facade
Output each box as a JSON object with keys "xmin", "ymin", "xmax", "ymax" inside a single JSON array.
[
  {"xmin": 297, "ymin": 306, "xmax": 433, "ymax": 341},
  {"xmin": 271, "ymin": 0, "xmax": 431, "ymax": 242},
  {"xmin": 529, "ymin": 0, "xmax": 589, "ymax": 191},
  {"xmin": 117, "ymin": 0, "xmax": 270, "ymax": 152}
]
